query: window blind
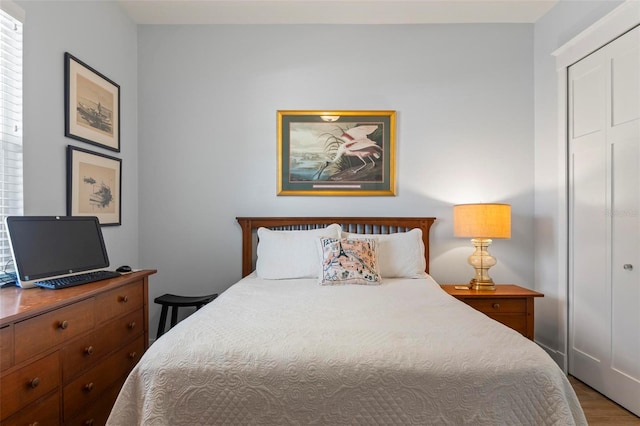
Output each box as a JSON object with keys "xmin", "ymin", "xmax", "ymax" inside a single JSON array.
[{"xmin": 0, "ymin": 4, "xmax": 23, "ymax": 272}]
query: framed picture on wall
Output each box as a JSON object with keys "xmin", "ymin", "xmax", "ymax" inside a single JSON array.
[
  {"xmin": 65, "ymin": 52, "xmax": 120, "ymax": 152},
  {"xmin": 277, "ymin": 110, "xmax": 396, "ymax": 196},
  {"xmin": 67, "ymin": 145, "xmax": 122, "ymax": 226}
]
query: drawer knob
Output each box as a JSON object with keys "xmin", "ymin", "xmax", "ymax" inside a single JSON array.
[
  {"xmin": 128, "ymin": 351, "xmax": 137, "ymax": 360},
  {"xmin": 29, "ymin": 377, "xmax": 40, "ymax": 388},
  {"xmin": 84, "ymin": 382, "xmax": 94, "ymax": 392},
  {"xmin": 84, "ymin": 346, "xmax": 95, "ymax": 356},
  {"xmin": 58, "ymin": 320, "xmax": 69, "ymax": 330},
  {"xmin": 84, "ymin": 420, "xmax": 95, "ymax": 426},
  {"xmin": 492, "ymin": 303, "xmax": 500, "ymax": 310},
  {"xmin": 624, "ymin": 264, "xmax": 633, "ymax": 270},
  {"xmin": 119, "ymin": 295, "xmax": 129, "ymax": 303},
  {"xmin": 128, "ymin": 321, "xmax": 136, "ymax": 329}
]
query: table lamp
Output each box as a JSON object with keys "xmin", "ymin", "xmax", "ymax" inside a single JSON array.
[{"xmin": 453, "ymin": 203, "xmax": 511, "ymax": 290}]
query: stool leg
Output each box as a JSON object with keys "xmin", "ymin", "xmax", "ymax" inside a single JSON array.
[
  {"xmin": 170, "ymin": 306, "xmax": 179, "ymax": 328},
  {"xmin": 157, "ymin": 305, "xmax": 168, "ymax": 339}
]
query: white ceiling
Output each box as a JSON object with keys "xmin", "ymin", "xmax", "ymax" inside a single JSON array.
[{"xmin": 117, "ymin": 0, "xmax": 559, "ymax": 25}]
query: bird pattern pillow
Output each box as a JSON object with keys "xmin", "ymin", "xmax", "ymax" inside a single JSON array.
[{"xmin": 318, "ymin": 237, "xmax": 382, "ymax": 285}]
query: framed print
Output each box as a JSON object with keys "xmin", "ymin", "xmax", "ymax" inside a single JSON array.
[
  {"xmin": 65, "ymin": 52, "xmax": 120, "ymax": 152},
  {"xmin": 277, "ymin": 110, "xmax": 396, "ymax": 196},
  {"xmin": 67, "ymin": 145, "xmax": 122, "ymax": 226}
]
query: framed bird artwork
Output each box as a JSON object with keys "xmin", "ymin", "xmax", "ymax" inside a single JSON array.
[{"xmin": 277, "ymin": 110, "xmax": 396, "ymax": 196}]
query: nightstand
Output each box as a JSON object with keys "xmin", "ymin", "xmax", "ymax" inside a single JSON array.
[{"xmin": 440, "ymin": 284, "xmax": 544, "ymax": 340}]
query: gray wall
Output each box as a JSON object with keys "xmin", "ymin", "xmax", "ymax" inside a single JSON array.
[
  {"xmin": 137, "ymin": 24, "xmax": 535, "ymax": 332},
  {"xmin": 18, "ymin": 0, "xmax": 139, "ymax": 269},
  {"xmin": 533, "ymin": 0, "xmax": 622, "ymax": 365}
]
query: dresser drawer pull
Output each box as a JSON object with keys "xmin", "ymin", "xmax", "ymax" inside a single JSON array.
[
  {"xmin": 29, "ymin": 422, "xmax": 40, "ymax": 426},
  {"xmin": 29, "ymin": 377, "xmax": 40, "ymax": 388},
  {"xmin": 492, "ymin": 303, "xmax": 500, "ymax": 310},
  {"xmin": 84, "ymin": 345, "xmax": 95, "ymax": 355},
  {"xmin": 128, "ymin": 321, "xmax": 136, "ymax": 329},
  {"xmin": 83, "ymin": 382, "xmax": 94, "ymax": 392},
  {"xmin": 128, "ymin": 351, "xmax": 137, "ymax": 360},
  {"xmin": 58, "ymin": 320, "xmax": 69, "ymax": 330},
  {"xmin": 119, "ymin": 295, "xmax": 129, "ymax": 303},
  {"xmin": 84, "ymin": 420, "xmax": 95, "ymax": 426}
]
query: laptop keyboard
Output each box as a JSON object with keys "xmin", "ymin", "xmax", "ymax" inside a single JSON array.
[{"xmin": 34, "ymin": 270, "xmax": 121, "ymax": 290}]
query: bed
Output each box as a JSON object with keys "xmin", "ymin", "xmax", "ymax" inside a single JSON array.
[{"xmin": 107, "ymin": 217, "xmax": 586, "ymax": 425}]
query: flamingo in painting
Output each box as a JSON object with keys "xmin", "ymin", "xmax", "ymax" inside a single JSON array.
[{"xmin": 314, "ymin": 125, "xmax": 382, "ymax": 180}]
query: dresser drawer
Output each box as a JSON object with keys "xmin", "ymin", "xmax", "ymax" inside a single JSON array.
[
  {"xmin": 1, "ymin": 390, "xmax": 60, "ymax": 426},
  {"xmin": 1, "ymin": 324, "xmax": 13, "ymax": 371},
  {"xmin": 64, "ymin": 378, "xmax": 123, "ymax": 426},
  {"xmin": 462, "ymin": 298, "xmax": 526, "ymax": 314},
  {"xmin": 62, "ymin": 309, "xmax": 144, "ymax": 381},
  {"xmin": 14, "ymin": 298, "xmax": 95, "ymax": 364},
  {"xmin": 63, "ymin": 336, "xmax": 144, "ymax": 420},
  {"xmin": 1, "ymin": 352, "xmax": 60, "ymax": 419},
  {"xmin": 96, "ymin": 281, "xmax": 143, "ymax": 323}
]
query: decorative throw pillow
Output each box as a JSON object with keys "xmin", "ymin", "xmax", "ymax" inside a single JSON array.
[
  {"xmin": 256, "ymin": 224, "xmax": 341, "ymax": 279},
  {"xmin": 341, "ymin": 228, "xmax": 428, "ymax": 278},
  {"xmin": 318, "ymin": 237, "xmax": 382, "ymax": 285}
]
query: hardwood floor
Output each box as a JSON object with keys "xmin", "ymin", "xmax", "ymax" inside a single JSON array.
[{"xmin": 570, "ymin": 376, "xmax": 640, "ymax": 425}]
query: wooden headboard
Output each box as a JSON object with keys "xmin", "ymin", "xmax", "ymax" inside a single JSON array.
[{"xmin": 236, "ymin": 217, "xmax": 436, "ymax": 278}]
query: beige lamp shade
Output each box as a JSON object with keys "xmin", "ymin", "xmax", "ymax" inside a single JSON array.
[{"xmin": 453, "ymin": 203, "xmax": 511, "ymax": 239}]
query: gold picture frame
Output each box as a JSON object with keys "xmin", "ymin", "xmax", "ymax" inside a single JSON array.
[
  {"xmin": 67, "ymin": 145, "xmax": 122, "ymax": 226},
  {"xmin": 277, "ymin": 110, "xmax": 396, "ymax": 196}
]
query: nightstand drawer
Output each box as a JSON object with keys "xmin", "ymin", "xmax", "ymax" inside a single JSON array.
[
  {"xmin": 463, "ymin": 298, "xmax": 526, "ymax": 313},
  {"xmin": 485, "ymin": 313, "xmax": 527, "ymax": 335}
]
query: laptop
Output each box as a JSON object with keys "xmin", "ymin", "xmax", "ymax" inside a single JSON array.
[{"xmin": 6, "ymin": 216, "xmax": 112, "ymax": 289}]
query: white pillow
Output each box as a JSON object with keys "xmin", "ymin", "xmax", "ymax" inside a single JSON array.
[
  {"xmin": 341, "ymin": 228, "xmax": 428, "ymax": 278},
  {"xmin": 256, "ymin": 224, "xmax": 341, "ymax": 279}
]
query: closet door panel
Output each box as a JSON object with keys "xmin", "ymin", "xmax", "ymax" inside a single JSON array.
[
  {"xmin": 611, "ymin": 138, "xmax": 640, "ymax": 379},
  {"xmin": 570, "ymin": 142, "xmax": 608, "ymax": 361},
  {"xmin": 569, "ymin": 48, "xmax": 608, "ymax": 366},
  {"xmin": 609, "ymin": 26, "xmax": 640, "ymax": 384},
  {"xmin": 572, "ymin": 56, "xmax": 606, "ymax": 138},
  {"xmin": 610, "ymin": 29, "xmax": 640, "ymax": 128}
]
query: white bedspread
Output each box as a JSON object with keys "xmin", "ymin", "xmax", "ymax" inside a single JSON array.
[{"xmin": 107, "ymin": 276, "xmax": 586, "ymax": 425}]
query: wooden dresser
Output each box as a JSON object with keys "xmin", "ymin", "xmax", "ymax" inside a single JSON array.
[
  {"xmin": 440, "ymin": 284, "xmax": 544, "ymax": 340},
  {"xmin": 0, "ymin": 269, "xmax": 156, "ymax": 425}
]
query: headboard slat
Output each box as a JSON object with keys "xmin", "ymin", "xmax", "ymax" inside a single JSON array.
[{"xmin": 236, "ymin": 217, "xmax": 436, "ymax": 278}]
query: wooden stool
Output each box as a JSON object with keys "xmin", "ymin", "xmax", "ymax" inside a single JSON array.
[{"xmin": 154, "ymin": 293, "xmax": 218, "ymax": 338}]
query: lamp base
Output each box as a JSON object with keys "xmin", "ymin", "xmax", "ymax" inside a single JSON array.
[
  {"xmin": 467, "ymin": 238, "xmax": 497, "ymax": 291},
  {"xmin": 469, "ymin": 278, "xmax": 496, "ymax": 291}
]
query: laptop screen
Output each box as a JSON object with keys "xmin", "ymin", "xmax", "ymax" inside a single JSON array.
[{"xmin": 6, "ymin": 216, "xmax": 110, "ymax": 288}]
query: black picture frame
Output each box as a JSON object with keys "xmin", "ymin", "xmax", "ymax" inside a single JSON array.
[
  {"xmin": 67, "ymin": 145, "xmax": 122, "ymax": 226},
  {"xmin": 65, "ymin": 52, "xmax": 120, "ymax": 152}
]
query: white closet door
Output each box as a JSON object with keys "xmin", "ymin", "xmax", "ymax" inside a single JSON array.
[
  {"xmin": 569, "ymin": 25, "xmax": 640, "ymax": 416},
  {"xmin": 609, "ymin": 26, "xmax": 640, "ymax": 414}
]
